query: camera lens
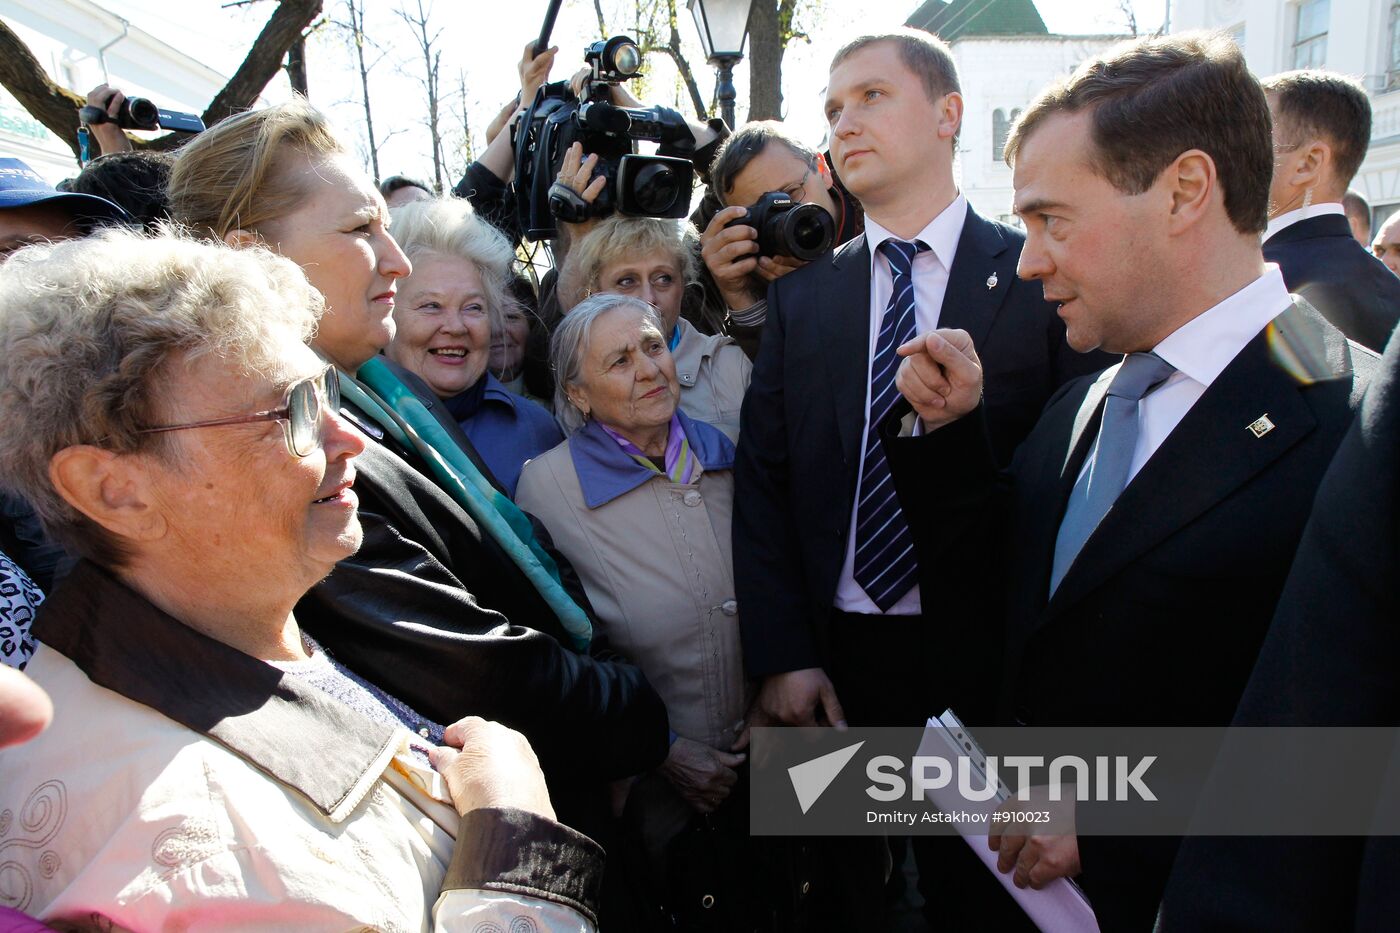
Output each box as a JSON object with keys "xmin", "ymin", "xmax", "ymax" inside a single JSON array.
[
  {"xmin": 631, "ymin": 163, "xmax": 681, "ymax": 215},
  {"xmin": 125, "ymin": 98, "xmax": 160, "ymax": 130},
  {"xmin": 776, "ymin": 203, "xmax": 836, "ymax": 261},
  {"xmin": 612, "ymin": 41, "xmax": 642, "ymax": 77}
]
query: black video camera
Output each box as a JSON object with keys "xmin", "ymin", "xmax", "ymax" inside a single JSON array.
[
  {"xmin": 79, "ymin": 97, "xmax": 206, "ymax": 134},
  {"xmin": 513, "ymin": 34, "xmax": 697, "ymax": 240},
  {"xmin": 726, "ymin": 192, "xmax": 836, "ymax": 261}
]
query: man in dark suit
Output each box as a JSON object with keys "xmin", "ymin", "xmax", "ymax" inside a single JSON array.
[
  {"xmin": 732, "ymin": 27, "xmax": 1106, "ymax": 929},
  {"xmin": 1159, "ymin": 325, "xmax": 1400, "ymax": 932},
  {"xmin": 1261, "ymin": 70, "xmax": 1400, "ymax": 352},
  {"xmin": 885, "ymin": 34, "xmax": 1376, "ymax": 931},
  {"xmin": 735, "ymin": 27, "xmax": 1104, "ymax": 734}
]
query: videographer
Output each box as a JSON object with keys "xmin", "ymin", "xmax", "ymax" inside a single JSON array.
[
  {"xmin": 698, "ymin": 121, "xmax": 864, "ymax": 354},
  {"xmin": 82, "ymin": 84, "xmax": 136, "ymax": 156}
]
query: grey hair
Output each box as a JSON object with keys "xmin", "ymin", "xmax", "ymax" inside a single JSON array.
[
  {"xmin": 550, "ymin": 294, "xmax": 664, "ymax": 435},
  {"xmin": 0, "ymin": 227, "xmax": 324, "ymax": 568},
  {"xmin": 387, "ymin": 195, "xmax": 526, "ymax": 334}
]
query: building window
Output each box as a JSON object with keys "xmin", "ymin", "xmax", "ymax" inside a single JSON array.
[
  {"xmin": 1291, "ymin": 0, "xmax": 1329, "ymax": 69},
  {"xmin": 992, "ymin": 108, "xmax": 1021, "ymax": 162}
]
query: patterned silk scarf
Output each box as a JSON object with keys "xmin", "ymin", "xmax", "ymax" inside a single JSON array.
[{"xmin": 600, "ymin": 413, "xmax": 697, "ymax": 484}]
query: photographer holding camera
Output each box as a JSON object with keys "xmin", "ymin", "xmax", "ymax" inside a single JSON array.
[{"xmin": 698, "ymin": 122, "xmax": 865, "ymax": 347}]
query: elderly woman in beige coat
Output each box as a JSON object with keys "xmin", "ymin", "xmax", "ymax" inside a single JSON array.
[
  {"xmin": 515, "ymin": 294, "xmax": 753, "ymax": 884},
  {"xmin": 558, "ymin": 216, "xmax": 751, "ymax": 440}
]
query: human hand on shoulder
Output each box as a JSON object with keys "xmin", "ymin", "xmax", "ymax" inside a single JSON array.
[{"xmin": 895, "ymin": 328, "xmax": 982, "ymax": 431}]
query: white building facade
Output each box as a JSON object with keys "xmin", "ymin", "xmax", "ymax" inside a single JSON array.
[
  {"xmin": 1, "ymin": 0, "xmax": 227, "ymax": 184},
  {"xmin": 1171, "ymin": 0, "xmax": 1400, "ymax": 227},
  {"xmin": 947, "ymin": 34, "xmax": 1128, "ymax": 223}
]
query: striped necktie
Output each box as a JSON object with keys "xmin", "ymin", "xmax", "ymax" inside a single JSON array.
[{"xmin": 853, "ymin": 237, "xmax": 929, "ymax": 611}]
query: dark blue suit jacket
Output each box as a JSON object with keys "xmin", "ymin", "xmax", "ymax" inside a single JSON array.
[
  {"xmin": 733, "ymin": 205, "xmax": 1108, "ymax": 683},
  {"xmin": 1264, "ymin": 213, "xmax": 1400, "ymax": 352}
]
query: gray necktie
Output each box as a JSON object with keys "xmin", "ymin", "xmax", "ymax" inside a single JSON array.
[{"xmin": 1050, "ymin": 352, "xmax": 1177, "ymax": 595}]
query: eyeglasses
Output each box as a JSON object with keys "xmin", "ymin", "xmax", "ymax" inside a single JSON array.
[
  {"xmin": 135, "ymin": 364, "xmax": 340, "ymax": 458},
  {"xmin": 781, "ymin": 167, "xmax": 815, "ymax": 204}
]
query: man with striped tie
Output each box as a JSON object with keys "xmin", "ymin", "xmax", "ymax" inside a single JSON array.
[{"xmin": 732, "ymin": 27, "xmax": 1106, "ymax": 929}]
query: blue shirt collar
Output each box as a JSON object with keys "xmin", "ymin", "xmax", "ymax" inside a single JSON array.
[{"xmin": 569, "ymin": 409, "xmax": 736, "ymax": 509}]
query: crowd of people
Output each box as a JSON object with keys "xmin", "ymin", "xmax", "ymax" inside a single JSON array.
[{"xmin": 0, "ymin": 20, "xmax": 1396, "ymax": 933}]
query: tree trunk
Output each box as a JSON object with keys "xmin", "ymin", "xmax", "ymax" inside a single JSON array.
[
  {"xmin": 286, "ymin": 33, "xmax": 309, "ymax": 96},
  {"xmin": 0, "ymin": 0, "xmax": 320, "ymax": 158},
  {"xmin": 663, "ymin": 0, "xmax": 708, "ymax": 120},
  {"xmin": 746, "ymin": 0, "xmax": 782, "ymax": 121},
  {"xmin": 204, "ymin": 0, "xmax": 323, "ymax": 126},
  {"xmin": 0, "ymin": 21, "xmax": 87, "ymax": 157},
  {"xmin": 344, "ymin": 0, "xmax": 381, "ymax": 183}
]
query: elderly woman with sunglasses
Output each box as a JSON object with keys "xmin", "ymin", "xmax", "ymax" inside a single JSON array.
[
  {"xmin": 166, "ymin": 100, "xmax": 668, "ymax": 806},
  {"xmin": 0, "ymin": 230, "xmax": 602, "ymax": 930},
  {"xmin": 516, "ymin": 295, "xmax": 754, "ymax": 916}
]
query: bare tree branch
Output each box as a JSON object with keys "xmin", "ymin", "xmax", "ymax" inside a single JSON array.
[
  {"xmin": 205, "ymin": 0, "xmax": 324, "ymax": 124},
  {"xmin": 396, "ymin": 0, "xmax": 446, "ymax": 192},
  {"xmin": 0, "ymin": 20, "xmax": 87, "ymax": 157}
]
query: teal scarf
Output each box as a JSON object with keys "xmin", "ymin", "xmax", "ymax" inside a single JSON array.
[{"xmin": 345, "ymin": 359, "xmax": 592, "ymax": 650}]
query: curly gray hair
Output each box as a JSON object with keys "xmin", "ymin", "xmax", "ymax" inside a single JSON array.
[
  {"xmin": 550, "ymin": 294, "xmax": 664, "ymax": 435},
  {"xmin": 0, "ymin": 228, "xmax": 323, "ymax": 567}
]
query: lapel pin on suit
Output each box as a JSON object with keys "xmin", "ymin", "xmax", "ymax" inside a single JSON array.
[
  {"xmin": 1247, "ymin": 414, "xmax": 1275, "ymax": 438},
  {"xmin": 986, "ymin": 272, "xmax": 998, "ymax": 289}
]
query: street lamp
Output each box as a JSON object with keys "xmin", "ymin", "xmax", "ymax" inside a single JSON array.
[{"xmin": 687, "ymin": 0, "xmax": 753, "ymax": 129}]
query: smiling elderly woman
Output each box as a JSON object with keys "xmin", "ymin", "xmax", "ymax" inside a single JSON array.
[
  {"xmin": 384, "ymin": 196, "xmax": 560, "ymax": 496},
  {"xmin": 0, "ymin": 230, "xmax": 601, "ymax": 931},
  {"xmin": 515, "ymin": 294, "xmax": 754, "ymax": 914}
]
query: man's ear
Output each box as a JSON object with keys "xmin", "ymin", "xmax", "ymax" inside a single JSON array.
[
  {"xmin": 937, "ymin": 92, "xmax": 965, "ymax": 142},
  {"xmin": 223, "ymin": 228, "xmax": 261, "ymax": 249},
  {"xmin": 816, "ymin": 153, "xmax": 835, "ymax": 189},
  {"xmin": 1164, "ymin": 149, "xmax": 1217, "ymax": 234},
  {"xmin": 48, "ymin": 445, "xmax": 167, "ymax": 544},
  {"xmin": 1288, "ymin": 140, "xmax": 1330, "ymax": 193}
]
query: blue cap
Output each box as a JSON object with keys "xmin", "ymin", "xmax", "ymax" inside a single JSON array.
[{"xmin": 0, "ymin": 157, "xmax": 132, "ymax": 228}]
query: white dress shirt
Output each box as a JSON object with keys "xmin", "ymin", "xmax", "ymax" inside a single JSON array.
[
  {"xmin": 1082, "ymin": 265, "xmax": 1293, "ymax": 488},
  {"xmin": 1263, "ymin": 202, "xmax": 1346, "ymax": 243},
  {"xmin": 833, "ymin": 195, "xmax": 969, "ymax": 615}
]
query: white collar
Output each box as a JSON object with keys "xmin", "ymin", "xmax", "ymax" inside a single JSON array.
[
  {"xmin": 1263, "ymin": 202, "xmax": 1346, "ymax": 242},
  {"xmin": 865, "ymin": 195, "xmax": 968, "ymax": 273},
  {"xmin": 1152, "ymin": 265, "xmax": 1292, "ymax": 390}
]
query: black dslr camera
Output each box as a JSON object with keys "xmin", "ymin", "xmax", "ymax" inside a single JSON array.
[
  {"xmin": 79, "ymin": 97, "xmax": 205, "ymax": 134},
  {"xmin": 726, "ymin": 192, "xmax": 836, "ymax": 261},
  {"xmin": 513, "ymin": 34, "xmax": 697, "ymax": 240}
]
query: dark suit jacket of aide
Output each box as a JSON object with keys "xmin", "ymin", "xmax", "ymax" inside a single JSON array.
[
  {"xmin": 881, "ymin": 302, "xmax": 1377, "ymax": 931},
  {"xmin": 733, "ymin": 206, "xmax": 1111, "ymax": 688},
  {"xmin": 1161, "ymin": 330, "xmax": 1400, "ymax": 932},
  {"xmin": 1264, "ymin": 213, "xmax": 1400, "ymax": 353},
  {"xmin": 295, "ymin": 390, "xmax": 669, "ymax": 787}
]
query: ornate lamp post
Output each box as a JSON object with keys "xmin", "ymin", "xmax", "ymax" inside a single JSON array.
[{"xmin": 687, "ymin": 0, "xmax": 753, "ymax": 129}]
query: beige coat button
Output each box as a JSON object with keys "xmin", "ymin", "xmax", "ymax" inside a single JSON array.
[
  {"xmin": 720, "ymin": 599, "xmax": 738, "ymax": 616},
  {"xmin": 683, "ymin": 490, "xmax": 703, "ymax": 506}
]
